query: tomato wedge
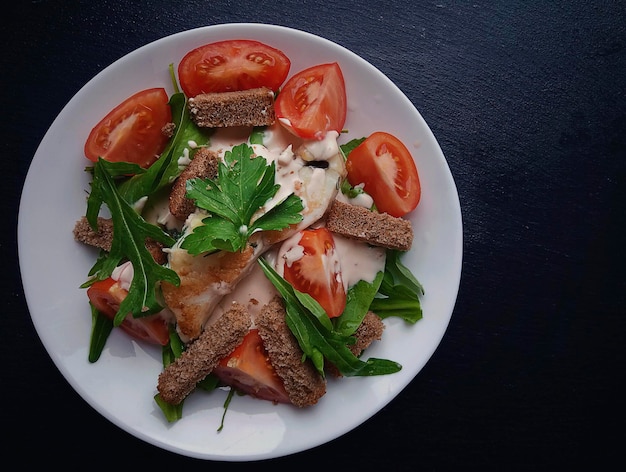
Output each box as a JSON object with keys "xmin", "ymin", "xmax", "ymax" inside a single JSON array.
[
  {"xmin": 275, "ymin": 62, "xmax": 347, "ymax": 140},
  {"xmin": 283, "ymin": 228, "xmax": 347, "ymax": 318},
  {"xmin": 346, "ymin": 131, "xmax": 421, "ymax": 217},
  {"xmin": 213, "ymin": 329, "xmax": 290, "ymax": 404},
  {"xmin": 178, "ymin": 39, "xmax": 291, "ymax": 96},
  {"xmin": 84, "ymin": 88, "xmax": 172, "ymax": 168},
  {"xmin": 86, "ymin": 277, "xmax": 170, "ymax": 346}
]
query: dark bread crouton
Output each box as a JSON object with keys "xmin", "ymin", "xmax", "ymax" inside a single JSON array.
[
  {"xmin": 325, "ymin": 200, "xmax": 413, "ymax": 251},
  {"xmin": 73, "ymin": 216, "xmax": 167, "ymax": 265},
  {"xmin": 156, "ymin": 303, "xmax": 251, "ymax": 405},
  {"xmin": 169, "ymin": 147, "xmax": 220, "ymax": 221},
  {"xmin": 326, "ymin": 311, "xmax": 385, "ymax": 378},
  {"xmin": 73, "ymin": 216, "xmax": 114, "ymax": 251},
  {"xmin": 350, "ymin": 310, "xmax": 385, "ymax": 354},
  {"xmin": 256, "ymin": 296, "xmax": 327, "ymax": 407},
  {"xmin": 188, "ymin": 87, "xmax": 275, "ymax": 128}
]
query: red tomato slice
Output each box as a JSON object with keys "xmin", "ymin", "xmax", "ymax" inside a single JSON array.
[
  {"xmin": 275, "ymin": 62, "xmax": 347, "ymax": 140},
  {"xmin": 86, "ymin": 277, "xmax": 170, "ymax": 346},
  {"xmin": 283, "ymin": 228, "xmax": 347, "ymax": 318},
  {"xmin": 84, "ymin": 88, "xmax": 172, "ymax": 168},
  {"xmin": 178, "ymin": 39, "xmax": 291, "ymax": 96},
  {"xmin": 213, "ymin": 329, "xmax": 290, "ymax": 404},
  {"xmin": 346, "ymin": 131, "xmax": 421, "ymax": 217}
]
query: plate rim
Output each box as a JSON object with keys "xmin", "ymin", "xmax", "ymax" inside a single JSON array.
[{"xmin": 17, "ymin": 22, "xmax": 463, "ymax": 461}]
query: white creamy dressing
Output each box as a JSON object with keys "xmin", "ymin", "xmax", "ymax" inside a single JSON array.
[
  {"xmin": 336, "ymin": 183, "xmax": 375, "ymax": 209},
  {"xmin": 270, "ymin": 229, "xmax": 385, "ymax": 290},
  {"xmin": 138, "ymin": 124, "xmax": 385, "ymax": 325},
  {"xmin": 332, "ymin": 234, "xmax": 386, "ymax": 288},
  {"xmin": 211, "ymin": 261, "xmax": 279, "ymax": 324},
  {"xmin": 251, "ymin": 143, "xmax": 305, "ymax": 215},
  {"xmin": 176, "ymin": 139, "xmax": 200, "ymax": 168},
  {"xmin": 111, "ymin": 260, "xmax": 134, "ymax": 290}
]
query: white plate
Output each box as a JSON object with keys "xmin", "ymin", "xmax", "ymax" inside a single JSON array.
[{"xmin": 18, "ymin": 23, "xmax": 462, "ymax": 461}]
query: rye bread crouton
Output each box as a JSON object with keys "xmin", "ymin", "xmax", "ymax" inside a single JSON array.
[
  {"xmin": 169, "ymin": 147, "xmax": 220, "ymax": 221},
  {"xmin": 325, "ymin": 200, "xmax": 413, "ymax": 251},
  {"xmin": 326, "ymin": 311, "xmax": 385, "ymax": 378},
  {"xmin": 156, "ymin": 303, "xmax": 251, "ymax": 405},
  {"xmin": 73, "ymin": 216, "xmax": 167, "ymax": 265},
  {"xmin": 188, "ymin": 87, "xmax": 275, "ymax": 128},
  {"xmin": 349, "ymin": 310, "xmax": 385, "ymax": 355},
  {"xmin": 256, "ymin": 296, "xmax": 327, "ymax": 407},
  {"xmin": 73, "ymin": 216, "xmax": 114, "ymax": 251}
]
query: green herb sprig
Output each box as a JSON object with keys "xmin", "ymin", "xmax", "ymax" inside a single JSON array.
[
  {"xmin": 181, "ymin": 143, "xmax": 304, "ymax": 255},
  {"xmin": 84, "ymin": 158, "xmax": 180, "ymax": 325},
  {"xmin": 258, "ymin": 258, "xmax": 402, "ymax": 377},
  {"xmin": 370, "ymin": 250, "xmax": 424, "ymax": 323}
]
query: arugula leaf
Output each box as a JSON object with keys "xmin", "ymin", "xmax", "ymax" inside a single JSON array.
[
  {"xmin": 154, "ymin": 393, "xmax": 183, "ymax": 423},
  {"xmin": 339, "ymin": 137, "xmax": 365, "ymax": 157},
  {"xmin": 88, "ymin": 302, "xmax": 113, "ymax": 363},
  {"xmin": 181, "ymin": 143, "xmax": 304, "ymax": 255},
  {"xmin": 370, "ymin": 250, "xmax": 424, "ymax": 323},
  {"xmin": 258, "ymin": 258, "xmax": 401, "ymax": 377},
  {"xmin": 248, "ymin": 126, "xmax": 266, "ymax": 145},
  {"xmin": 217, "ymin": 388, "xmax": 236, "ymax": 432},
  {"xmin": 85, "ymin": 158, "xmax": 180, "ymax": 325},
  {"xmin": 334, "ymin": 271, "xmax": 384, "ymax": 336},
  {"xmin": 116, "ymin": 92, "xmax": 211, "ymax": 205},
  {"xmin": 339, "ymin": 137, "xmax": 377, "ymax": 205}
]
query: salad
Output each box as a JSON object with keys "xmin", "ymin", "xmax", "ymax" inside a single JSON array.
[{"xmin": 76, "ymin": 38, "xmax": 424, "ymax": 425}]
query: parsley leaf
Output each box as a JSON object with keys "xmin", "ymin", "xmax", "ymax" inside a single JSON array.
[
  {"xmin": 181, "ymin": 143, "xmax": 304, "ymax": 255},
  {"xmin": 85, "ymin": 158, "xmax": 180, "ymax": 325}
]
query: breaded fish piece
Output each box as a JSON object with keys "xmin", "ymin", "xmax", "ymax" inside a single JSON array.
[{"xmin": 161, "ymin": 243, "xmax": 262, "ymax": 341}]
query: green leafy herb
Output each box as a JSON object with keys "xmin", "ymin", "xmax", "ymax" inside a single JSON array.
[
  {"xmin": 370, "ymin": 250, "xmax": 424, "ymax": 323},
  {"xmin": 84, "ymin": 158, "xmax": 180, "ymax": 325},
  {"xmin": 339, "ymin": 137, "xmax": 365, "ymax": 157},
  {"xmin": 161, "ymin": 325, "xmax": 185, "ymax": 368},
  {"xmin": 181, "ymin": 143, "xmax": 304, "ymax": 255},
  {"xmin": 88, "ymin": 302, "xmax": 114, "ymax": 363},
  {"xmin": 334, "ymin": 271, "xmax": 384, "ymax": 336},
  {"xmin": 258, "ymin": 258, "xmax": 402, "ymax": 377},
  {"xmin": 168, "ymin": 62, "xmax": 180, "ymax": 94},
  {"xmin": 217, "ymin": 388, "xmax": 236, "ymax": 432},
  {"xmin": 338, "ymin": 137, "xmax": 376, "ymax": 207},
  {"xmin": 154, "ymin": 393, "xmax": 183, "ymax": 423},
  {"xmin": 116, "ymin": 92, "xmax": 211, "ymax": 205},
  {"xmin": 248, "ymin": 126, "xmax": 266, "ymax": 145}
]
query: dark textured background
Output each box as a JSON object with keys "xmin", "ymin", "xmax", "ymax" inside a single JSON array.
[{"xmin": 3, "ymin": 1, "xmax": 625, "ymax": 469}]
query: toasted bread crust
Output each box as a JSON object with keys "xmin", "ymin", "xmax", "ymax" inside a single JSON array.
[
  {"xmin": 326, "ymin": 310, "xmax": 385, "ymax": 378},
  {"xmin": 156, "ymin": 303, "xmax": 251, "ymax": 405},
  {"xmin": 256, "ymin": 296, "xmax": 327, "ymax": 407},
  {"xmin": 351, "ymin": 310, "xmax": 385, "ymax": 354},
  {"xmin": 73, "ymin": 216, "xmax": 114, "ymax": 251},
  {"xmin": 169, "ymin": 147, "xmax": 220, "ymax": 221},
  {"xmin": 188, "ymin": 87, "xmax": 275, "ymax": 128},
  {"xmin": 73, "ymin": 216, "xmax": 167, "ymax": 265},
  {"xmin": 325, "ymin": 200, "xmax": 414, "ymax": 251}
]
